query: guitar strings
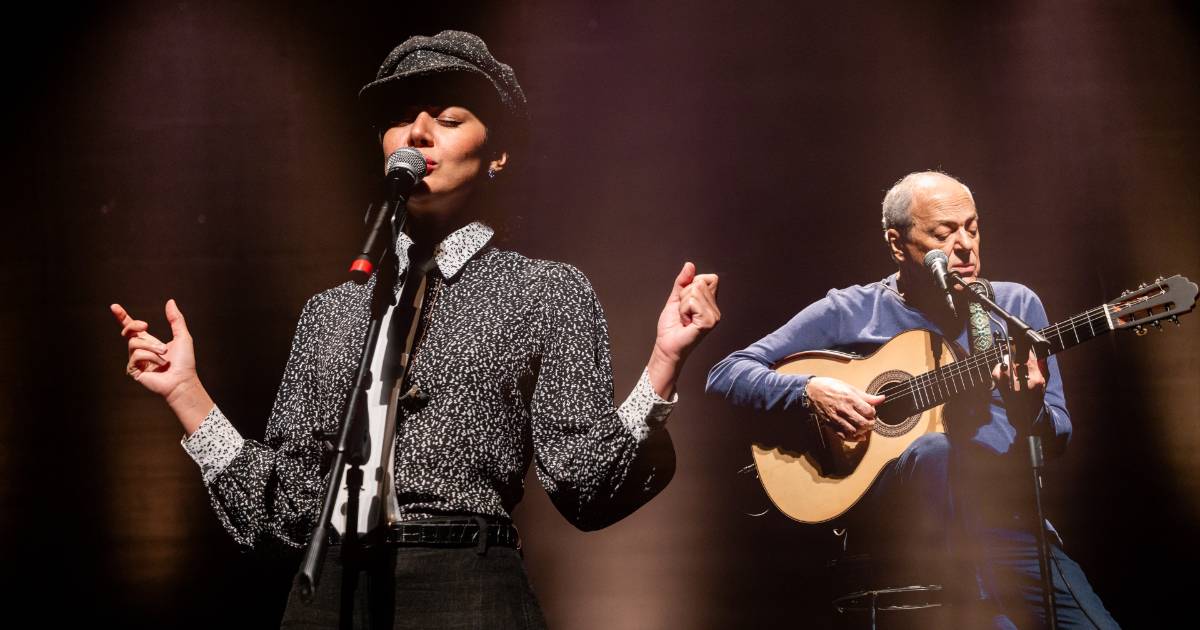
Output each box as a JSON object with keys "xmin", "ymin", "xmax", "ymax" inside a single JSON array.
[
  {"xmin": 874, "ymin": 282, "xmax": 1180, "ymax": 410},
  {"xmin": 877, "ymin": 307, "xmax": 1109, "ymax": 406},
  {"xmin": 873, "ymin": 306, "xmax": 1111, "ymax": 411},
  {"xmin": 883, "ymin": 312, "xmax": 1089, "ymax": 405}
]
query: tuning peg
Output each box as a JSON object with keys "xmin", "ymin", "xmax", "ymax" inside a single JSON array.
[
  {"xmin": 1135, "ymin": 325, "xmax": 1148, "ymax": 336},
  {"xmin": 1152, "ymin": 320, "xmax": 1163, "ymax": 330},
  {"xmin": 1139, "ymin": 282, "xmax": 1148, "ymax": 289},
  {"xmin": 1171, "ymin": 315, "xmax": 1181, "ymax": 325}
]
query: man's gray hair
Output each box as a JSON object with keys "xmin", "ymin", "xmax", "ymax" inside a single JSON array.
[{"xmin": 881, "ymin": 171, "xmax": 972, "ymax": 234}]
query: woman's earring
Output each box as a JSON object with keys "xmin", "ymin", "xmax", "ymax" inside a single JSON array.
[{"xmin": 487, "ymin": 167, "xmax": 497, "ymax": 180}]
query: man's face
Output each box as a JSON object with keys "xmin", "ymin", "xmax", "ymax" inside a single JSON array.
[{"xmin": 889, "ymin": 174, "xmax": 982, "ymax": 285}]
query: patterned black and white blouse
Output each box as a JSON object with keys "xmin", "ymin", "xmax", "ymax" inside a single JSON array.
[{"xmin": 183, "ymin": 222, "xmax": 676, "ymax": 549}]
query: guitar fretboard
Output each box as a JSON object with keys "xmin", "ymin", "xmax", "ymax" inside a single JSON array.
[{"xmin": 877, "ymin": 305, "xmax": 1111, "ymax": 417}]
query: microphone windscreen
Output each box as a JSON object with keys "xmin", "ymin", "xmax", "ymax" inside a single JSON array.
[
  {"xmin": 924, "ymin": 249, "xmax": 948, "ymax": 269},
  {"xmin": 385, "ymin": 148, "xmax": 427, "ymax": 179}
]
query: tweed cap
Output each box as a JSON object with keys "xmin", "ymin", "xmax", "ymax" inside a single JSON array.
[{"xmin": 359, "ymin": 30, "xmax": 528, "ymax": 130}]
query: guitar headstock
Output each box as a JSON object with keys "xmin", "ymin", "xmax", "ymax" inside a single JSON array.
[{"xmin": 1108, "ymin": 275, "xmax": 1198, "ymax": 335}]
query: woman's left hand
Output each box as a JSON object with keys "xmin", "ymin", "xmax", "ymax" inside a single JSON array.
[{"xmin": 647, "ymin": 262, "xmax": 720, "ymax": 398}]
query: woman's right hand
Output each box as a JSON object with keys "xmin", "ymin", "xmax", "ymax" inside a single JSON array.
[{"xmin": 110, "ymin": 299, "xmax": 213, "ymax": 435}]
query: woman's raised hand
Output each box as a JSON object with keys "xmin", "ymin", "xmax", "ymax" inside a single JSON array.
[
  {"xmin": 647, "ymin": 262, "xmax": 721, "ymax": 398},
  {"xmin": 110, "ymin": 299, "xmax": 212, "ymax": 434}
]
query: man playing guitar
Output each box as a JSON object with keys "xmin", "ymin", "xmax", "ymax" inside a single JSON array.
[{"xmin": 707, "ymin": 171, "xmax": 1120, "ymax": 628}]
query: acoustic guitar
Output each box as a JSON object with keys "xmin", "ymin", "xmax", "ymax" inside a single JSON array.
[{"xmin": 751, "ymin": 275, "xmax": 1198, "ymax": 524}]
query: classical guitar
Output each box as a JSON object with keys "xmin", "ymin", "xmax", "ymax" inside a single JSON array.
[{"xmin": 751, "ymin": 275, "xmax": 1198, "ymax": 524}]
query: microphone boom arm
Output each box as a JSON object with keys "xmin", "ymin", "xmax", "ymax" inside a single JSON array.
[{"xmin": 946, "ymin": 270, "xmax": 1051, "ymax": 360}]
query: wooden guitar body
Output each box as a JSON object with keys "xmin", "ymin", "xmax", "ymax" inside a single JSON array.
[{"xmin": 751, "ymin": 329, "xmax": 957, "ymax": 524}]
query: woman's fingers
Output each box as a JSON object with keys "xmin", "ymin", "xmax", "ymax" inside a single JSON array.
[
  {"xmin": 121, "ymin": 319, "xmax": 148, "ymax": 337},
  {"xmin": 165, "ymin": 299, "xmax": 191, "ymax": 339},
  {"xmin": 695, "ymin": 273, "xmax": 719, "ymax": 296},
  {"xmin": 681, "ymin": 277, "xmax": 719, "ymax": 304},
  {"xmin": 679, "ymin": 281, "xmax": 721, "ymax": 328},
  {"xmin": 128, "ymin": 337, "xmax": 169, "ymax": 355},
  {"xmin": 113, "ymin": 303, "xmax": 182, "ymax": 342},
  {"xmin": 689, "ymin": 289, "xmax": 720, "ymax": 317},
  {"xmin": 667, "ymin": 262, "xmax": 696, "ymax": 301},
  {"xmin": 110, "ymin": 303, "xmax": 130, "ymax": 325},
  {"xmin": 130, "ymin": 348, "xmax": 167, "ymax": 369},
  {"xmin": 114, "ymin": 302, "xmax": 170, "ymax": 372},
  {"xmin": 111, "ymin": 304, "xmax": 149, "ymax": 337}
]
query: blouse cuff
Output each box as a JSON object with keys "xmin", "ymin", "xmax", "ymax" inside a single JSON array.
[
  {"xmin": 180, "ymin": 406, "xmax": 245, "ymax": 484},
  {"xmin": 616, "ymin": 367, "xmax": 678, "ymax": 442}
]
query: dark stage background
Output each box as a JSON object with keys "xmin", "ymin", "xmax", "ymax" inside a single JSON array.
[{"xmin": 2, "ymin": 1, "xmax": 1197, "ymax": 627}]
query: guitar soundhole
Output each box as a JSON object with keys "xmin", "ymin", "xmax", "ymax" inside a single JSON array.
[{"xmin": 868, "ymin": 370, "xmax": 921, "ymax": 437}]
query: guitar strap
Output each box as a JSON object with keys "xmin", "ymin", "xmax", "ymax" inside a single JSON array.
[{"xmin": 966, "ymin": 279, "xmax": 995, "ymax": 354}]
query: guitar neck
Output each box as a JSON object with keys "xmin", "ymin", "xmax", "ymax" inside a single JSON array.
[
  {"xmin": 883, "ymin": 304, "xmax": 1112, "ymax": 414},
  {"xmin": 1040, "ymin": 304, "xmax": 1113, "ymax": 354}
]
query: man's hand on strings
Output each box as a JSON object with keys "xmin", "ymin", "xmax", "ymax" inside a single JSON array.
[
  {"xmin": 805, "ymin": 377, "xmax": 884, "ymax": 443},
  {"xmin": 992, "ymin": 347, "xmax": 1049, "ymax": 427}
]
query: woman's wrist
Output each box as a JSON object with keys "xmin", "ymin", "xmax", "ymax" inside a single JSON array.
[
  {"xmin": 166, "ymin": 377, "xmax": 215, "ymax": 436},
  {"xmin": 646, "ymin": 345, "xmax": 683, "ymax": 399}
]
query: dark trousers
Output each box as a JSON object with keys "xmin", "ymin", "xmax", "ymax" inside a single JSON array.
[
  {"xmin": 281, "ymin": 544, "xmax": 548, "ymax": 630},
  {"xmin": 846, "ymin": 433, "xmax": 1119, "ymax": 628},
  {"xmin": 976, "ymin": 528, "xmax": 1118, "ymax": 629}
]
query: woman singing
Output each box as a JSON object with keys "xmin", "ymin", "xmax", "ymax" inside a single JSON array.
[{"xmin": 110, "ymin": 31, "xmax": 719, "ymax": 628}]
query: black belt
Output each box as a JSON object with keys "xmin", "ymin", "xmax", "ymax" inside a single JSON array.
[
  {"xmin": 350, "ymin": 516, "xmax": 520, "ymax": 554},
  {"xmin": 332, "ymin": 517, "xmax": 520, "ymax": 553}
]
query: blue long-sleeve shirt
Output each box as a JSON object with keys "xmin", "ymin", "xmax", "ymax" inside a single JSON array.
[{"xmin": 706, "ymin": 273, "xmax": 1071, "ymax": 458}]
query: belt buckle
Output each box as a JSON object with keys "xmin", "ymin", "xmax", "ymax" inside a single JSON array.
[{"xmin": 400, "ymin": 526, "xmax": 422, "ymax": 544}]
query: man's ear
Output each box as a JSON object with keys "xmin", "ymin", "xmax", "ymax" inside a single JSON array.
[{"xmin": 885, "ymin": 228, "xmax": 905, "ymax": 264}]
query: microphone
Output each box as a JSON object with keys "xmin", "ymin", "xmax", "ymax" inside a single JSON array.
[
  {"xmin": 923, "ymin": 250, "xmax": 956, "ymax": 314},
  {"xmin": 349, "ymin": 149, "xmax": 427, "ymax": 283}
]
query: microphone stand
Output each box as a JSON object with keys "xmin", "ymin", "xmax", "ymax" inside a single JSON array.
[
  {"xmin": 296, "ymin": 202, "xmax": 407, "ymax": 601},
  {"xmin": 947, "ymin": 271, "xmax": 1057, "ymax": 630}
]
